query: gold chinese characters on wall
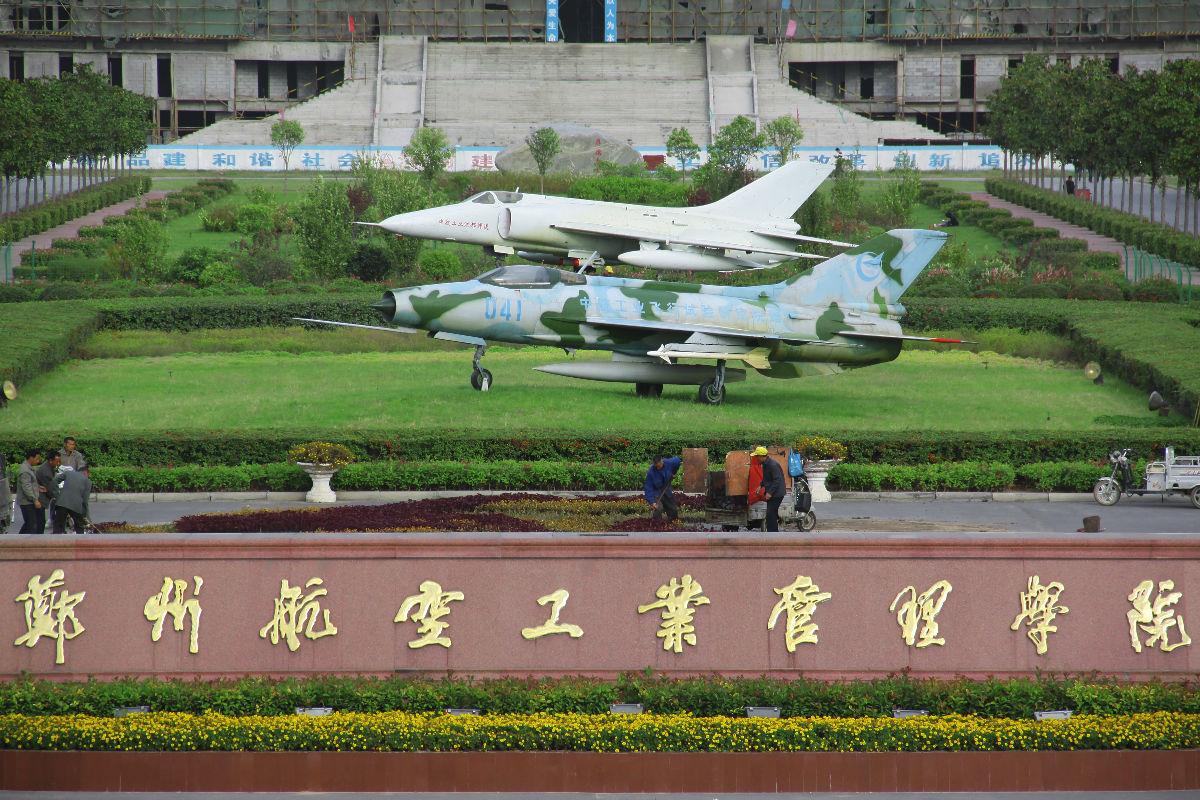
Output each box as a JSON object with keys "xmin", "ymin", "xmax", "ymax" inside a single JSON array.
[{"xmin": 9, "ymin": 569, "xmax": 1195, "ymax": 665}]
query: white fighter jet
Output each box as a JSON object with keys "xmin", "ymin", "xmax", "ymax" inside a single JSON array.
[{"xmin": 366, "ymin": 160, "xmax": 852, "ymax": 272}]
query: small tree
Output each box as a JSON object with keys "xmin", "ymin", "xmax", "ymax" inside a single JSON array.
[
  {"xmin": 665, "ymin": 127, "xmax": 701, "ymax": 173},
  {"xmin": 296, "ymin": 176, "xmax": 354, "ymax": 280},
  {"xmin": 106, "ymin": 215, "xmax": 169, "ymax": 282},
  {"xmin": 525, "ymin": 127, "xmax": 561, "ymax": 193},
  {"xmin": 270, "ymin": 119, "xmax": 305, "ymax": 187},
  {"xmin": 403, "ymin": 126, "xmax": 455, "ymax": 183},
  {"xmin": 762, "ymin": 116, "xmax": 805, "ymax": 165},
  {"xmin": 694, "ymin": 115, "xmax": 765, "ymax": 200}
]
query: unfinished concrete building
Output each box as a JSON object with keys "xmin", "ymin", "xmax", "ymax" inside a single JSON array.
[{"xmin": 0, "ymin": 1, "xmax": 1195, "ymax": 147}]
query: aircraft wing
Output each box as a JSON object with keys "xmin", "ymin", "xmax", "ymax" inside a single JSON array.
[{"xmin": 549, "ymin": 222, "xmax": 825, "ymax": 260}]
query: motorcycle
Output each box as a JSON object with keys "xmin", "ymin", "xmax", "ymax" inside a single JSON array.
[
  {"xmin": 792, "ymin": 473, "xmax": 817, "ymax": 532},
  {"xmin": 1093, "ymin": 447, "xmax": 1200, "ymax": 508}
]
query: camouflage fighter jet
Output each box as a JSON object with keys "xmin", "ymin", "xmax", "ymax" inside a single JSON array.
[
  {"xmin": 298, "ymin": 228, "xmax": 957, "ymax": 404},
  {"xmin": 360, "ymin": 160, "xmax": 852, "ymax": 273}
]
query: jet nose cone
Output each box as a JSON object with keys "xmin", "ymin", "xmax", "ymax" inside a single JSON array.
[{"xmin": 372, "ymin": 292, "xmax": 397, "ymax": 323}]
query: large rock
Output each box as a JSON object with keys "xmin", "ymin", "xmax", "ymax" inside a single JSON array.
[{"xmin": 495, "ymin": 123, "xmax": 642, "ymax": 175}]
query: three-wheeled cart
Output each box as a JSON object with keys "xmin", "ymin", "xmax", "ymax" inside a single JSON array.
[
  {"xmin": 1093, "ymin": 447, "xmax": 1200, "ymax": 509},
  {"xmin": 704, "ymin": 448, "xmax": 817, "ymax": 532}
]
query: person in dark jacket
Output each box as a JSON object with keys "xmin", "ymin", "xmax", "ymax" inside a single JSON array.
[
  {"xmin": 644, "ymin": 454, "xmax": 682, "ymax": 522},
  {"xmin": 54, "ymin": 467, "xmax": 92, "ymax": 535},
  {"xmin": 752, "ymin": 445, "xmax": 786, "ymax": 532},
  {"xmin": 36, "ymin": 451, "xmax": 62, "ymax": 533},
  {"xmin": 16, "ymin": 449, "xmax": 44, "ymax": 535}
]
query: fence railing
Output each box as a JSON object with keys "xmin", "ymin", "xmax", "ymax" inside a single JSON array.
[{"xmin": 1125, "ymin": 245, "xmax": 1196, "ymax": 302}]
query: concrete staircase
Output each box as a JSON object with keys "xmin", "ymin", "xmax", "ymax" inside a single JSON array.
[
  {"xmin": 752, "ymin": 42, "xmax": 938, "ymax": 146},
  {"xmin": 375, "ymin": 36, "xmax": 426, "ymax": 147},
  {"xmin": 423, "ymin": 42, "xmax": 711, "ymax": 148},
  {"xmin": 176, "ymin": 42, "xmax": 379, "ymax": 147},
  {"xmin": 706, "ymin": 35, "xmax": 758, "ymax": 138}
]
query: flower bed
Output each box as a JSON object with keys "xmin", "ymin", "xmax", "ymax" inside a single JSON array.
[
  {"xmin": 1, "ymin": 710, "xmax": 1195, "ymax": 752},
  {"xmin": 172, "ymin": 494, "xmax": 706, "ymax": 534}
]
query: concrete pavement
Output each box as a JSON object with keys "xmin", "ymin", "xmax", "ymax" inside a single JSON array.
[{"xmin": 6, "ymin": 494, "xmax": 1198, "ymax": 536}]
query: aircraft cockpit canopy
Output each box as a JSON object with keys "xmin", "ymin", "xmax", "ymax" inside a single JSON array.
[
  {"xmin": 478, "ymin": 264, "xmax": 586, "ymax": 288},
  {"xmin": 468, "ymin": 191, "xmax": 524, "ymax": 205}
]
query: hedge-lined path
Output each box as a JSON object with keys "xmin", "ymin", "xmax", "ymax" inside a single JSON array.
[
  {"xmin": 3, "ymin": 190, "xmax": 168, "ymax": 275},
  {"xmin": 1045, "ymin": 174, "xmax": 1198, "ymax": 235},
  {"xmin": 967, "ymin": 191, "xmax": 1132, "ymax": 276},
  {"xmin": 8, "ymin": 496, "xmax": 1199, "ymax": 536}
]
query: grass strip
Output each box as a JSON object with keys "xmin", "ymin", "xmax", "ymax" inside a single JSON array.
[{"xmin": 0, "ymin": 711, "xmax": 1194, "ymax": 752}]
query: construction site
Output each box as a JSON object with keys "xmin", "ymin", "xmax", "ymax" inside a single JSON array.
[{"xmin": 1, "ymin": 1, "xmax": 1197, "ymax": 148}]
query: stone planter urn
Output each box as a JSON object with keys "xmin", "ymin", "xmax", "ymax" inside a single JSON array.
[
  {"xmin": 297, "ymin": 463, "xmax": 339, "ymax": 503},
  {"xmin": 804, "ymin": 459, "xmax": 839, "ymax": 503}
]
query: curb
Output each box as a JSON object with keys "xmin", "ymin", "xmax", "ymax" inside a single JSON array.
[{"xmin": 88, "ymin": 490, "xmax": 1096, "ymax": 503}]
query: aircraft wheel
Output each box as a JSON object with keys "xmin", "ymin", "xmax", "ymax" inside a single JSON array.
[
  {"xmin": 635, "ymin": 382, "xmax": 650, "ymax": 398},
  {"xmin": 470, "ymin": 369, "xmax": 493, "ymax": 392},
  {"xmin": 697, "ymin": 381, "xmax": 725, "ymax": 405},
  {"xmin": 647, "ymin": 383, "xmax": 663, "ymax": 398}
]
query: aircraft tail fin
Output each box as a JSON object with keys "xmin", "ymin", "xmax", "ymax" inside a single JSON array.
[
  {"xmin": 702, "ymin": 159, "xmax": 834, "ymax": 220},
  {"xmin": 772, "ymin": 229, "xmax": 948, "ymax": 314}
]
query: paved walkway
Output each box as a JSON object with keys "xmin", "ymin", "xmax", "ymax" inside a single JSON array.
[
  {"xmin": 8, "ymin": 495, "xmax": 1199, "ymax": 536},
  {"xmin": 1049, "ymin": 175, "xmax": 1198, "ymax": 235},
  {"xmin": 2, "ymin": 190, "xmax": 168, "ymax": 278},
  {"xmin": 968, "ymin": 191, "xmax": 1131, "ymax": 276}
]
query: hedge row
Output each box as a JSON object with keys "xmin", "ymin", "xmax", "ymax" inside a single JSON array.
[
  {"xmin": 5, "ymin": 675, "xmax": 1198, "ymax": 719},
  {"xmin": 0, "ymin": 710, "xmax": 1194, "ymax": 752},
  {"xmin": 83, "ymin": 460, "xmax": 650, "ymax": 493},
  {"xmin": 920, "ymin": 182, "xmax": 1088, "ymax": 255},
  {"xmin": 0, "ymin": 176, "xmax": 151, "ymax": 244},
  {"xmin": 58, "ymin": 460, "xmax": 1112, "ymax": 493},
  {"xmin": 904, "ymin": 297, "xmax": 1200, "ymax": 420},
  {"xmin": 984, "ymin": 177, "xmax": 1200, "ymax": 269},
  {"xmin": 4, "ymin": 430, "xmax": 1197, "ymax": 472}
]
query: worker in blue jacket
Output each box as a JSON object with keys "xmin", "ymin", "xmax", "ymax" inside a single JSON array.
[{"xmin": 644, "ymin": 454, "xmax": 682, "ymax": 522}]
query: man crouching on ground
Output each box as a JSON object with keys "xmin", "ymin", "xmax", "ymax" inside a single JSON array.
[{"xmin": 644, "ymin": 454, "xmax": 682, "ymax": 522}]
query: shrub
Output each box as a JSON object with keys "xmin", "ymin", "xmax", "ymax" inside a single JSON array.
[
  {"xmin": 199, "ymin": 205, "xmax": 238, "ymax": 232},
  {"xmin": 347, "ymin": 241, "xmax": 396, "ymax": 282},
  {"xmin": 1078, "ymin": 252, "xmax": 1122, "ymax": 272},
  {"xmin": 829, "ymin": 462, "xmax": 1015, "ymax": 492},
  {"xmin": 37, "ymin": 283, "xmax": 88, "ymax": 301},
  {"xmin": 1066, "ymin": 281, "xmax": 1124, "ymax": 301},
  {"xmin": 232, "ymin": 232, "xmax": 296, "ymax": 287},
  {"xmin": 2, "ymin": 710, "xmax": 1197, "ymax": 753},
  {"xmin": 105, "ymin": 215, "xmax": 170, "ymax": 282},
  {"xmin": 198, "ymin": 261, "xmax": 244, "ymax": 289},
  {"xmin": 287, "ymin": 441, "xmax": 354, "ymax": 468},
  {"xmin": 1016, "ymin": 461, "xmax": 1107, "ymax": 492},
  {"xmin": 235, "ymin": 202, "xmax": 276, "ymax": 236},
  {"xmin": 418, "ymin": 248, "xmax": 463, "ymax": 280},
  {"xmin": 0, "ymin": 285, "xmax": 35, "ymax": 303},
  {"xmin": 171, "ymin": 247, "xmax": 225, "ymax": 285},
  {"xmin": 792, "ymin": 435, "xmax": 847, "ymax": 461},
  {"xmin": 1012, "ymin": 283, "xmax": 1068, "ymax": 299},
  {"xmin": 1130, "ymin": 277, "xmax": 1180, "ymax": 303},
  {"xmin": 295, "ymin": 177, "xmax": 354, "ymax": 280},
  {"xmin": 567, "ymin": 175, "xmax": 689, "ymax": 207}
]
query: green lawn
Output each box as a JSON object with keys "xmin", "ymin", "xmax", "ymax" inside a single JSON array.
[{"xmin": 0, "ymin": 348, "xmax": 1156, "ymax": 437}]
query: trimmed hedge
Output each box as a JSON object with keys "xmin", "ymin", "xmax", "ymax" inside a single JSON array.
[
  {"xmin": 828, "ymin": 462, "xmax": 1015, "ymax": 492},
  {"xmin": 2, "ymin": 429, "xmax": 1197, "ymax": 471},
  {"xmin": 0, "ymin": 176, "xmax": 151, "ymax": 244},
  {"xmin": 985, "ymin": 177, "xmax": 1200, "ymax": 269},
  {"xmin": 0, "ymin": 710, "xmax": 1195, "ymax": 752},
  {"xmin": 3, "ymin": 675, "xmax": 1200, "ymax": 719},
  {"xmin": 85, "ymin": 461, "xmax": 649, "ymax": 492},
  {"xmin": 5, "ymin": 431, "xmax": 1199, "ymax": 471}
]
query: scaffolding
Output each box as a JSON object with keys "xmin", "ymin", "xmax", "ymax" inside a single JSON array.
[{"xmin": 0, "ymin": 0, "xmax": 1195, "ymax": 43}]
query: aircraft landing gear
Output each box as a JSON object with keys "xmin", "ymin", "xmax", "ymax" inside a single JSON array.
[
  {"xmin": 635, "ymin": 382, "xmax": 663, "ymax": 398},
  {"xmin": 697, "ymin": 360, "xmax": 727, "ymax": 405},
  {"xmin": 470, "ymin": 345, "xmax": 492, "ymax": 392}
]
